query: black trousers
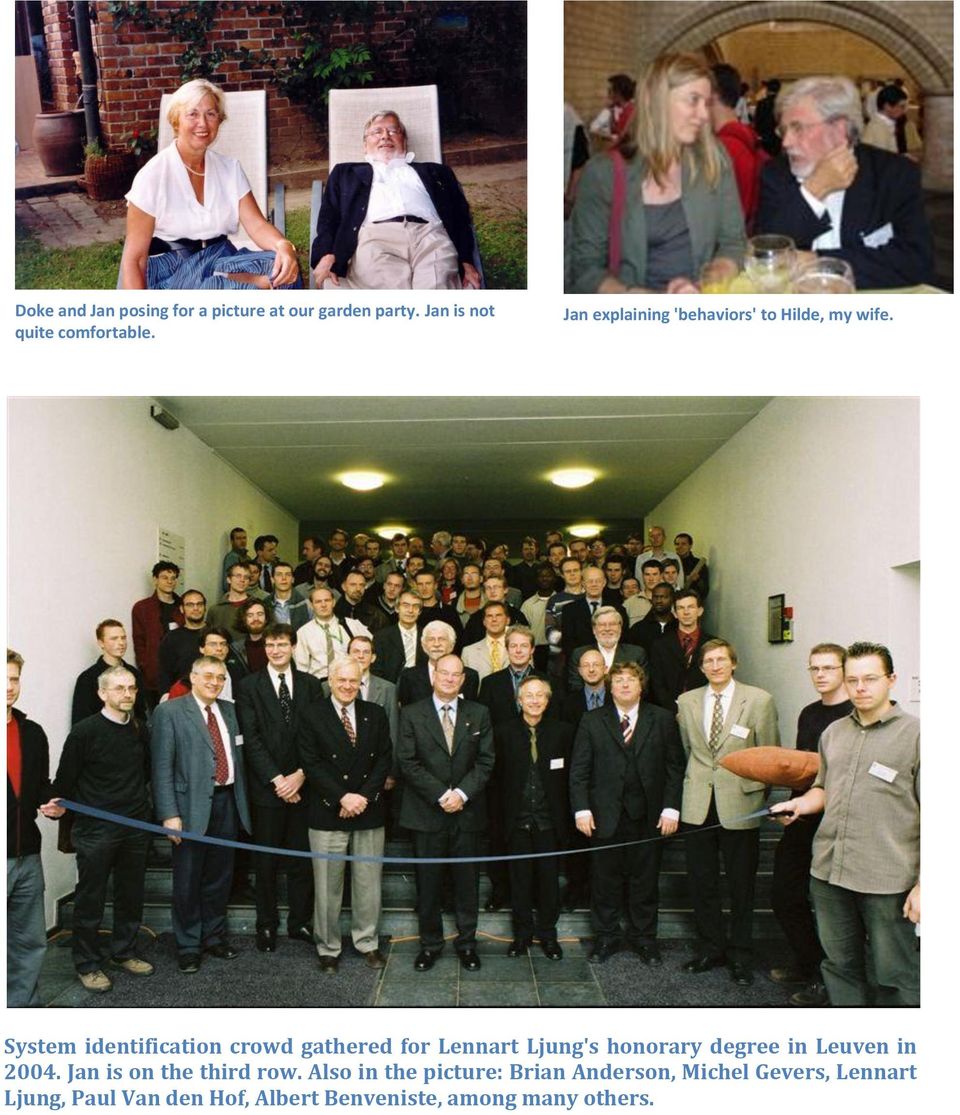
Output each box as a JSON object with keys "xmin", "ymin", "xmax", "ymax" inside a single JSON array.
[
  {"xmin": 485, "ymin": 791, "xmax": 510, "ymax": 901},
  {"xmin": 71, "ymin": 815, "xmax": 150, "ymax": 973},
  {"xmin": 251, "ymin": 799, "xmax": 313, "ymax": 933},
  {"xmin": 591, "ymin": 815, "xmax": 662, "ymax": 948},
  {"xmin": 412, "ymin": 825, "xmax": 479, "ymax": 952},
  {"xmin": 683, "ymin": 796, "xmax": 759, "ymax": 964},
  {"xmin": 171, "ymin": 787, "xmax": 239, "ymax": 954},
  {"xmin": 507, "ymin": 825, "xmax": 560, "ymax": 940},
  {"xmin": 771, "ymin": 815, "xmax": 824, "ymax": 974}
]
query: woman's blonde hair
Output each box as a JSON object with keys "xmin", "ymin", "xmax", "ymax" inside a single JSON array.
[
  {"xmin": 167, "ymin": 79, "xmax": 227, "ymax": 131},
  {"xmin": 634, "ymin": 53, "xmax": 722, "ymax": 189}
]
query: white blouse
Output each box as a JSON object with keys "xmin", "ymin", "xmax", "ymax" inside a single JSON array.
[{"xmin": 126, "ymin": 143, "xmax": 251, "ymax": 242}]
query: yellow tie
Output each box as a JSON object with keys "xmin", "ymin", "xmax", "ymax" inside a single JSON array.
[{"xmin": 490, "ymin": 639, "xmax": 502, "ymax": 672}]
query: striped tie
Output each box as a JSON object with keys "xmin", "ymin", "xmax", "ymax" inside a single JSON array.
[
  {"xmin": 341, "ymin": 705, "xmax": 356, "ymax": 745},
  {"xmin": 708, "ymin": 692, "xmax": 724, "ymax": 753},
  {"xmin": 620, "ymin": 714, "xmax": 633, "ymax": 746}
]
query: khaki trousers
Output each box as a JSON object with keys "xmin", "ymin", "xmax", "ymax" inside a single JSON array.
[
  {"xmin": 326, "ymin": 220, "xmax": 461, "ymax": 289},
  {"xmin": 308, "ymin": 826, "xmax": 385, "ymax": 957}
]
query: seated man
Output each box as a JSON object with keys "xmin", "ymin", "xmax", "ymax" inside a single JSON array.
[
  {"xmin": 310, "ymin": 110, "xmax": 481, "ymax": 291},
  {"xmin": 756, "ymin": 75, "xmax": 933, "ymax": 290}
]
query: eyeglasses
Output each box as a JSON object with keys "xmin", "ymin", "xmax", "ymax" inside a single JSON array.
[{"xmin": 365, "ymin": 127, "xmax": 402, "ymax": 139}]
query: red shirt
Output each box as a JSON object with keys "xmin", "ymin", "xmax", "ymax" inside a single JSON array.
[{"xmin": 7, "ymin": 715, "xmax": 22, "ymax": 798}]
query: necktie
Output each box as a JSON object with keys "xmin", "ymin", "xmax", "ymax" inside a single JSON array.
[
  {"xmin": 321, "ymin": 622, "xmax": 334, "ymax": 662},
  {"xmin": 205, "ymin": 706, "xmax": 229, "ymax": 784},
  {"xmin": 590, "ymin": 690, "xmax": 602, "ymax": 710},
  {"xmin": 708, "ymin": 692, "xmax": 724, "ymax": 752},
  {"xmin": 529, "ymin": 723, "xmax": 538, "ymax": 763},
  {"xmin": 620, "ymin": 714, "xmax": 634, "ymax": 746},
  {"xmin": 490, "ymin": 640, "xmax": 502, "ymax": 672},
  {"xmin": 341, "ymin": 705, "xmax": 356, "ymax": 745},
  {"xmin": 590, "ymin": 600, "xmax": 599, "ymax": 615},
  {"xmin": 441, "ymin": 705, "xmax": 455, "ymax": 753},
  {"xmin": 277, "ymin": 672, "xmax": 292, "ymax": 725}
]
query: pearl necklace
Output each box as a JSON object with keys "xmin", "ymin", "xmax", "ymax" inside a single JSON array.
[{"xmin": 176, "ymin": 141, "xmax": 205, "ymax": 177}]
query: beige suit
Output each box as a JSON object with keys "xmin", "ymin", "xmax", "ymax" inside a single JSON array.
[
  {"xmin": 461, "ymin": 638, "xmax": 506, "ymax": 682},
  {"xmin": 677, "ymin": 681, "xmax": 780, "ymax": 831}
]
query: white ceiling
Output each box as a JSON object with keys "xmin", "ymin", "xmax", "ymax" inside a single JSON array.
[{"xmin": 155, "ymin": 396, "xmax": 772, "ymax": 522}]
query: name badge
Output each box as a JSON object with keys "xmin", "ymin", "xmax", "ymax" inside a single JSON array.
[
  {"xmin": 862, "ymin": 222, "xmax": 894, "ymax": 249},
  {"xmin": 730, "ymin": 724, "xmax": 750, "ymax": 739},
  {"xmin": 550, "ymin": 758, "xmax": 565, "ymax": 770},
  {"xmin": 235, "ymin": 734, "xmax": 244, "ymax": 747},
  {"xmin": 168, "ymin": 621, "xmax": 179, "ymax": 630},
  {"xmin": 868, "ymin": 760, "xmax": 897, "ymax": 783}
]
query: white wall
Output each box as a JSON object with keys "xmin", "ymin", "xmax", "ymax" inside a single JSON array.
[
  {"xmin": 648, "ymin": 396, "xmax": 920, "ymax": 741},
  {"xmin": 7, "ymin": 396, "xmax": 299, "ymax": 922}
]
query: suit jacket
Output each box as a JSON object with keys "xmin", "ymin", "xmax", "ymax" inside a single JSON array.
[
  {"xmin": 311, "ymin": 161, "xmax": 476, "ymax": 276},
  {"xmin": 461, "ymin": 603, "xmax": 527, "ymax": 648},
  {"xmin": 398, "ymin": 663, "xmax": 479, "ymax": 706},
  {"xmin": 569, "ymin": 702, "xmax": 685, "ymax": 839},
  {"xmin": 677, "ymin": 681, "xmax": 781, "ymax": 830},
  {"xmin": 560, "ymin": 687, "xmax": 606, "ymax": 729},
  {"xmin": 297, "ymin": 698, "xmax": 392, "ymax": 831},
  {"xmin": 493, "ymin": 716, "xmax": 574, "ymax": 837},
  {"xmin": 397, "ymin": 697, "xmax": 494, "ymax": 832},
  {"xmin": 236, "ymin": 666, "xmax": 323, "ymax": 809},
  {"xmin": 567, "ymin": 642, "xmax": 648, "ymax": 691},
  {"xmin": 647, "ymin": 628, "xmax": 715, "ymax": 711},
  {"xmin": 335, "ymin": 595, "xmax": 388, "ymax": 635},
  {"xmin": 322, "ymin": 674, "xmax": 400, "ymax": 755},
  {"xmin": 560, "ymin": 593, "xmax": 627, "ymax": 658},
  {"xmin": 756, "ymin": 143, "xmax": 933, "ymax": 289},
  {"xmin": 461, "ymin": 639, "xmax": 510, "ymax": 682},
  {"xmin": 7, "ymin": 709, "xmax": 50, "ymax": 858},
  {"xmin": 151, "ymin": 694, "xmax": 251, "ymax": 835},
  {"xmin": 372, "ymin": 623, "xmax": 427, "ymax": 685}
]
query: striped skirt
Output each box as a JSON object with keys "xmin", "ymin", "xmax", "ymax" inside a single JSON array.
[{"xmin": 146, "ymin": 239, "xmax": 302, "ymax": 290}]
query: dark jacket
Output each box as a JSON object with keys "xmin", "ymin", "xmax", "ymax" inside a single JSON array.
[
  {"xmin": 372, "ymin": 624, "xmax": 427, "ymax": 685},
  {"xmin": 648, "ymin": 628, "xmax": 715, "ymax": 711},
  {"xmin": 560, "ymin": 593, "xmax": 627, "ymax": 658},
  {"xmin": 398, "ymin": 663, "xmax": 480, "ymax": 707},
  {"xmin": 298, "ymin": 698, "xmax": 392, "ymax": 831},
  {"xmin": 493, "ymin": 716, "xmax": 574, "ymax": 837},
  {"xmin": 7, "ymin": 709, "xmax": 50, "ymax": 858},
  {"xmin": 478, "ymin": 667, "xmax": 556, "ymax": 727},
  {"xmin": 311, "ymin": 161, "xmax": 476, "ymax": 276},
  {"xmin": 71, "ymin": 656, "xmax": 148, "ymax": 725}
]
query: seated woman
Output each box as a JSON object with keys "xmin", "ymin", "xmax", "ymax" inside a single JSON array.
[
  {"xmin": 120, "ymin": 79, "xmax": 300, "ymax": 290},
  {"xmin": 569, "ymin": 53, "xmax": 745, "ymax": 293}
]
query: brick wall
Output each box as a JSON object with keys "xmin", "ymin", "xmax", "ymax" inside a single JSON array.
[{"xmin": 41, "ymin": 0, "xmax": 79, "ymax": 112}]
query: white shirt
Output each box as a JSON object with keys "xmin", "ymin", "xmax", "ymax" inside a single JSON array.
[
  {"xmin": 363, "ymin": 153, "xmax": 441, "ymax": 225},
  {"xmin": 293, "ymin": 616, "xmax": 353, "ymax": 679},
  {"xmin": 193, "ymin": 696, "xmax": 234, "ymax": 784},
  {"xmin": 126, "ymin": 143, "xmax": 251, "ymax": 242},
  {"xmin": 799, "ymin": 181, "xmax": 845, "ymax": 250},
  {"xmin": 702, "ymin": 680, "xmax": 736, "ymax": 740},
  {"xmin": 332, "ymin": 698, "xmax": 357, "ymax": 736},
  {"xmin": 267, "ymin": 663, "xmax": 293, "ymax": 700},
  {"xmin": 598, "ymin": 642, "xmax": 619, "ymax": 668}
]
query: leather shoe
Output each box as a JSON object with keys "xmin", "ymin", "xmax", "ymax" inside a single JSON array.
[
  {"xmin": 790, "ymin": 981, "xmax": 828, "ymax": 1007},
  {"xmin": 204, "ymin": 942, "xmax": 239, "ymax": 960},
  {"xmin": 318, "ymin": 955, "xmax": 339, "ymax": 973},
  {"xmin": 414, "ymin": 949, "xmax": 441, "ymax": 972},
  {"xmin": 588, "ymin": 941, "xmax": 620, "ymax": 965},
  {"xmin": 256, "ymin": 929, "xmax": 277, "ymax": 953},
  {"xmin": 682, "ymin": 953, "xmax": 725, "ymax": 974},
  {"xmin": 288, "ymin": 926, "xmax": 315, "ymax": 945},
  {"xmin": 178, "ymin": 953, "xmax": 201, "ymax": 974},
  {"xmin": 633, "ymin": 944, "xmax": 662, "ymax": 967},
  {"xmin": 507, "ymin": 938, "xmax": 531, "ymax": 958},
  {"xmin": 540, "ymin": 939, "xmax": 563, "ymax": 961},
  {"xmin": 458, "ymin": 949, "xmax": 481, "ymax": 971},
  {"xmin": 363, "ymin": 949, "xmax": 387, "ymax": 970},
  {"xmin": 729, "ymin": 962, "xmax": 754, "ymax": 986},
  {"xmin": 768, "ymin": 965, "xmax": 810, "ymax": 986}
]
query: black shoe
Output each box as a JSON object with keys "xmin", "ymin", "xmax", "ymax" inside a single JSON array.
[
  {"xmin": 484, "ymin": 890, "xmax": 509, "ymax": 913},
  {"xmin": 256, "ymin": 928, "xmax": 277, "ymax": 953},
  {"xmin": 318, "ymin": 955, "xmax": 339, "ymax": 973},
  {"xmin": 540, "ymin": 938, "xmax": 563, "ymax": 961},
  {"xmin": 204, "ymin": 942, "xmax": 239, "ymax": 960},
  {"xmin": 790, "ymin": 981, "xmax": 828, "ymax": 1006},
  {"xmin": 682, "ymin": 953, "xmax": 725, "ymax": 973},
  {"xmin": 178, "ymin": 953, "xmax": 201, "ymax": 974},
  {"xmin": 507, "ymin": 938, "xmax": 531, "ymax": 958},
  {"xmin": 287, "ymin": 926, "xmax": 315, "ymax": 945},
  {"xmin": 633, "ymin": 944, "xmax": 662, "ymax": 967},
  {"xmin": 729, "ymin": 962, "xmax": 754, "ymax": 986},
  {"xmin": 588, "ymin": 941, "xmax": 620, "ymax": 965},
  {"xmin": 414, "ymin": 949, "xmax": 441, "ymax": 972},
  {"xmin": 458, "ymin": 949, "xmax": 481, "ymax": 972}
]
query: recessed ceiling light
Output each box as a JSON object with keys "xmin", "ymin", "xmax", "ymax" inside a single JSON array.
[
  {"xmin": 339, "ymin": 471, "xmax": 385, "ymax": 491},
  {"xmin": 376, "ymin": 524, "xmax": 411, "ymax": 539},
  {"xmin": 550, "ymin": 468, "xmax": 597, "ymax": 489},
  {"xmin": 569, "ymin": 522, "xmax": 604, "ymax": 539}
]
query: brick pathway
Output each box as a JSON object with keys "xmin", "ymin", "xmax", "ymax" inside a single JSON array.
[{"xmin": 16, "ymin": 192, "xmax": 126, "ymax": 249}]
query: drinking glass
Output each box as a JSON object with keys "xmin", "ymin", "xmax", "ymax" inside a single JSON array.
[
  {"xmin": 744, "ymin": 235, "xmax": 796, "ymax": 293},
  {"xmin": 791, "ymin": 257, "xmax": 856, "ymax": 293}
]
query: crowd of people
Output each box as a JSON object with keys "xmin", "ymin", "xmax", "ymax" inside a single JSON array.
[
  {"xmin": 7, "ymin": 525, "xmax": 919, "ymax": 1008},
  {"xmin": 565, "ymin": 55, "xmax": 934, "ymax": 292}
]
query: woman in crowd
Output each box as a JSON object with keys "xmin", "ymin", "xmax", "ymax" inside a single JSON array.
[
  {"xmin": 569, "ymin": 53, "xmax": 745, "ymax": 293},
  {"xmin": 437, "ymin": 558, "xmax": 462, "ymax": 606},
  {"xmin": 120, "ymin": 79, "xmax": 300, "ymax": 290}
]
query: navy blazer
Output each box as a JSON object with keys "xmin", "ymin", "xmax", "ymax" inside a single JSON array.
[{"xmin": 310, "ymin": 161, "xmax": 476, "ymax": 275}]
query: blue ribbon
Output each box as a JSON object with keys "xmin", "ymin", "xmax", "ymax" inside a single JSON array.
[{"xmin": 57, "ymin": 799, "xmax": 775, "ymax": 866}]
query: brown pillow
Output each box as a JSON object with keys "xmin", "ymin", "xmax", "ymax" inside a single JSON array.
[{"xmin": 720, "ymin": 746, "xmax": 819, "ymax": 790}]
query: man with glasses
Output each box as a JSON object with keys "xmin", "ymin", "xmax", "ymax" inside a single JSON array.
[
  {"xmin": 767, "ymin": 643, "xmax": 852, "ymax": 1006},
  {"xmin": 158, "ymin": 591, "xmax": 209, "ymax": 694},
  {"xmin": 310, "ymin": 110, "xmax": 480, "ymax": 290},
  {"xmin": 756, "ymin": 75, "xmax": 933, "ymax": 289},
  {"xmin": 772, "ymin": 642, "xmax": 920, "ymax": 1006}
]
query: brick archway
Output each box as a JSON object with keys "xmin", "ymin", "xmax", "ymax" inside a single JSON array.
[{"xmin": 646, "ymin": 1, "xmax": 952, "ymax": 94}]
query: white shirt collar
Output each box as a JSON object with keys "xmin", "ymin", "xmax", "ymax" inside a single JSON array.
[{"xmin": 364, "ymin": 151, "xmax": 416, "ymax": 167}]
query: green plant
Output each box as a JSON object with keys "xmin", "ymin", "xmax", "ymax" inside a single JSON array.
[
  {"xmin": 124, "ymin": 126, "xmax": 158, "ymax": 159},
  {"xmin": 84, "ymin": 139, "xmax": 106, "ymax": 159}
]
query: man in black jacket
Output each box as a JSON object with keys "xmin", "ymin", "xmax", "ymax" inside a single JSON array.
[
  {"xmin": 7, "ymin": 649, "xmax": 52, "ymax": 1007},
  {"xmin": 570, "ymin": 661, "xmax": 685, "ymax": 965},
  {"xmin": 71, "ymin": 619, "xmax": 147, "ymax": 725},
  {"xmin": 236, "ymin": 623, "xmax": 323, "ymax": 953},
  {"xmin": 311, "ymin": 110, "xmax": 480, "ymax": 291},
  {"xmin": 647, "ymin": 588, "xmax": 714, "ymax": 711}
]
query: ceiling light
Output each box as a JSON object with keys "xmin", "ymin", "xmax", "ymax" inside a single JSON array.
[
  {"xmin": 549, "ymin": 468, "xmax": 597, "ymax": 489},
  {"xmin": 339, "ymin": 471, "xmax": 385, "ymax": 492},
  {"xmin": 376, "ymin": 524, "xmax": 411, "ymax": 539},
  {"xmin": 569, "ymin": 522, "xmax": 604, "ymax": 539}
]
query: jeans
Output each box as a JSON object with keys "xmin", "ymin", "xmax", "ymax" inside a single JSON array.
[{"xmin": 7, "ymin": 855, "xmax": 46, "ymax": 1006}]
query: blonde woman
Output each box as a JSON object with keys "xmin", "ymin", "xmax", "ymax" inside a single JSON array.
[
  {"xmin": 120, "ymin": 79, "xmax": 300, "ymax": 289},
  {"xmin": 569, "ymin": 54, "xmax": 745, "ymax": 293}
]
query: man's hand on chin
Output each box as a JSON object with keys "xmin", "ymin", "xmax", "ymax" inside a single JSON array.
[
  {"xmin": 804, "ymin": 144, "xmax": 858, "ymax": 200},
  {"xmin": 461, "ymin": 262, "xmax": 481, "ymax": 290}
]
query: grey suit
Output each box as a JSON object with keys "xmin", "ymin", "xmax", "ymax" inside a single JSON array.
[{"xmin": 151, "ymin": 694, "xmax": 251, "ymax": 955}]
